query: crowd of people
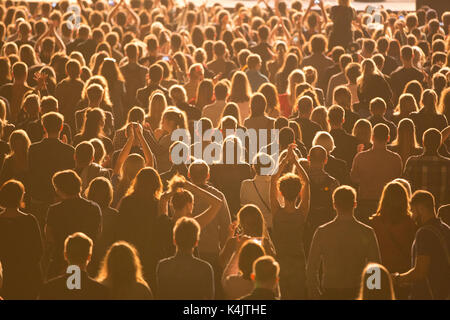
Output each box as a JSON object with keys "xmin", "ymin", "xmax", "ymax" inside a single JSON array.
[{"xmin": 0, "ymin": 0, "xmax": 449, "ymax": 300}]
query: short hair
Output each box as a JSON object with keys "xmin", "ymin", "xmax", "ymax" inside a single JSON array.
[
  {"xmin": 41, "ymin": 96, "xmax": 59, "ymax": 114},
  {"xmin": 188, "ymin": 159, "xmax": 209, "ymax": 182},
  {"xmin": 247, "ymin": 54, "xmax": 261, "ymax": 69},
  {"xmin": 310, "ymin": 34, "xmax": 327, "ymax": 54},
  {"xmin": 75, "ymin": 141, "xmax": 94, "ymax": 167},
  {"xmin": 372, "ymin": 123, "xmax": 390, "ymax": 142},
  {"xmin": 213, "ymin": 40, "xmax": 226, "ymax": 57},
  {"xmin": 0, "ymin": 179, "xmax": 24, "ymax": 208},
  {"xmin": 297, "ymin": 95, "xmax": 313, "ymax": 116},
  {"xmin": 86, "ymin": 176, "xmax": 113, "ymax": 208},
  {"xmin": 278, "ymin": 173, "xmax": 301, "ymax": 202},
  {"xmin": 370, "ymin": 97, "xmax": 386, "ymax": 115},
  {"xmin": 333, "ymin": 185, "xmax": 356, "ymax": 211},
  {"xmin": 148, "ymin": 63, "xmax": 163, "ymax": 83},
  {"xmin": 214, "ymin": 81, "xmax": 228, "ymax": 100},
  {"xmin": 124, "ymin": 42, "xmax": 138, "ymax": 60},
  {"xmin": 401, "ymin": 45, "xmax": 413, "ymax": 61},
  {"xmin": 422, "ymin": 128, "xmax": 441, "ymax": 152},
  {"xmin": 308, "ymin": 145, "xmax": 327, "ymax": 164},
  {"xmin": 257, "ymin": 25, "xmax": 269, "ymax": 41},
  {"xmin": 66, "ymin": 59, "xmax": 81, "ymax": 79},
  {"xmin": 42, "ymin": 112, "xmax": 64, "ymax": 134},
  {"xmin": 171, "ymin": 189, "xmax": 194, "ymax": 211},
  {"xmin": 333, "ymin": 86, "xmax": 352, "ymax": 108},
  {"xmin": 64, "ymin": 232, "xmax": 93, "ymax": 265},
  {"xmin": 52, "ymin": 170, "xmax": 82, "ymax": 196},
  {"xmin": 410, "ymin": 190, "xmax": 435, "ymax": 213},
  {"xmin": 12, "ymin": 61, "xmax": 27, "ymax": 80},
  {"xmin": 327, "ymin": 105, "xmax": 345, "ymax": 126},
  {"xmin": 250, "ymin": 93, "xmax": 266, "ymax": 117},
  {"xmin": 312, "ymin": 131, "xmax": 335, "ymax": 153},
  {"xmin": 252, "ymin": 256, "xmax": 280, "ymax": 283},
  {"xmin": 173, "ymin": 217, "xmax": 200, "ymax": 250}
]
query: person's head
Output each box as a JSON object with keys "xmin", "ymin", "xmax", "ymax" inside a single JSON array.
[
  {"xmin": 75, "ymin": 141, "xmax": 94, "ymax": 168},
  {"xmin": 333, "ymin": 185, "xmax": 357, "ymax": 215},
  {"xmin": 188, "ymin": 159, "xmax": 210, "ymax": 185},
  {"xmin": 422, "ymin": 128, "xmax": 441, "ymax": 154},
  {"xmin": 128, "ymin": 167, "xmax": 162, "ymax": 200},
  {"xmin": 42, "ymin": 112, "xmax": 64, "ymax": 137},
  {"xmin": 237, "ymin": 204, "xmax": 265, "ymax": 237},
  {"xmin": 64, "ymin": 232, "xmax": 93, "ymax": 268},
  {"xmin": 312, "ymin": 131, "xmax": 335, "ymax": 154},
  {"xmin": 53, "ymin": 170, "xmax": 82, "ymax": 198},
  {"xmin": 65, "ymin": 59, "xmax": 81, "ymax": 80},
  {"xmin": 309, "ymin": 34, "xmax": 327, "ymax": 54},
  {"xmin": 188, "ymin": 63, "xmax": 204, "ymax": 82},
  {"xmin": 421, "ymin": 89, "xmax": 438, "ymax": 113},
  {"xmin": 86, "ymin": 176, "xmax": 113, "ymax": 209},
  {"xmin": 296, "ymin": 95, "xmax": 313, "ymax": 118},
  {"xmin": 372, "ymin": 181, "xmax": 411, "ymax": 224},
  {"xmin": 97, "ymin": 240, "xmax": 147, "ymax": 288},
  {"xmin": 369, "ymin": 97, "xmax": 387, "ymax": 117},
  {"xmin": 395, "ymin": 93, "xmax": 418, "ymax": 116},
  {"xmin": 327, "ymin": 105, "xmax": 345, "ymax": 129},
  {"xmin": 372, "ymin": 123, "xmax": 390, "ymax": 145},
  {"xmin": 393, "ymin": 118, "xmax": 418, "ymax": 149},
  {"xmin": 0, "ymin": 179, "xmax": 25, "ymax": 209},
  {"xmin": 358, "ymin": 263, "xmax": 395, "ymax": 300},
  {"xmin": 257, "ymin": 25, "xmax": 270, "ymax": 42},
  {"xmin": 333, "ymin": 86, "xmax": 352, "ymax": 110},
  {"xmin": 251, "ymin": 256, "xmax": 280, "ymax": 291},
  {"xmin": 238, "ymin": 240, "xmax": 265, "ymax": 280},
  {"xmin": 311, "ymin": 106, "xmax": 329, "ymax": 132},
  {"xmin": 247, "ymin": 54, "xmax": 261, "ymax": 71},
  {"xmin": 278, "ymin": 172, "xmax": 302, "ymax": 204},
  {"xmin": 308, "ymin": 145, "xmax": 328, "ymax": 168},
  {"xmin": 410, "ymin": 190, "xmax": 436, "ymax": 226},
  {"xmin": 12, "ymin": 61, "xmax": 27, "ymax": 83},
  {"xmin": 80, "ymin": 108, "xmax": 105, "ymax": 138},
  {"xmin": 214, "ymin": 81, "xmax": 228, "ymax": 101},
  {"xmin": 400, "ymin": 45, "xmax": 414, "ymax": 65},
  {"xmin": 250, "ymin": 93, "xmax": 267, "ymax": 118},
  {"xmin": 169, "ymin": 85, "xmax": 188, "ymax": 104},
  {"xmin": 148, "ymin": 63, "xmax": 163, "ymax": 84},
  {"xmin": 173, "ymin": 217, "xmax": 200, "ymax": 252},
  {"xmin": 352, "ymin": 119, "xmax": 372, "ymax": 145},
  {"xmin": 161, "ymin": 107, "xmax": 188, "ymax": 133},
  {"xmin": 86, "ymin": 84, "xmax": 104, "ymax": 107},
  {"xmin": 229, "ymin": 71, "xmax": 251, "ymax": 103}
]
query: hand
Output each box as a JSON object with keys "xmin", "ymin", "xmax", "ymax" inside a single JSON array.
[
  {"xmin": 34, "ymin": 72, "xmax": 48, "ymax": 90},
  {"xmin": 213, "ymin": 72, "xmax": 222, "ymax": 84},
  {"xmin": 357, "ymin": 143, "xmax": 365, "ymax": 153},
  {"xmin": 126, "ymin": 123, "xmax": 135, "ymax": 141},
  {"xmin": 133, "ymin": 122, "xmax": 143, "ymax": 137}
]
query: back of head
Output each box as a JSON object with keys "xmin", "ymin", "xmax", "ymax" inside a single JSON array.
[
  {"xmin": 188, "ymin": 159, "xmax": 210, "ymax": 185},
  {"xmin": 296, "ymin": 95, "xmax": 313, "ymax": 117},
  {"xmin": 333, "ymin": 185, "xmax": 356, "ymax": 213},
  {"xmin": 238, "ymin": 240, "xmax": 265, "ymax": 280},
  {"xmin": 250, "ymin": 93, "xmax": 266, "ymax": 117},
  {"xmin": 149, "ymin": 63, "xmax": 163, "ymax": 83},
  {"xmin": 372, "ymin": 123, "xmax": 390, "ymax": 144},
  {"xmin": 64, "ymin": 232, "xmax": 93, "ymax": 266},
  {"xmin": 252, "ymin": 256, "xmax": 280, "ymax": 286},
  {"xmin": 174, "ymin": 217, "xmax": 200, "ymax": 251},
  {"xmin": 422, "ymin": 128, "xmax": 441, "ymax": 153},
  {"xmin": 0, "ymin": 179, "xmax": 24, "ymax": 209},
  {"xmin": 410, "ymin": 190, "xmax": 435, "ymax": 214},
  {"xmin": 53, "ymin": 170, "xmax": 82, "ymax": 197},
  {"xmin": 327, "ymin": 105, "xmax": 345, "ymax": 127},
  {"xmin": 369, "ymin": 97, "xmax": 387, "ymax": 116},
  {"xmin": 308, "ymin": 145, "xmax": 327, "ymax": 165}
]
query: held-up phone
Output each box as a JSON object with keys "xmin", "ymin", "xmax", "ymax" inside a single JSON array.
[
  {"xmin": 314, "ymin": 0, "xmax": 320, "ymax": 4},
  {"xmin": 52, "ymin": 2, "xmax": 57, "ymax": 8},
  {"xmin": 109, "ymin": 0, "xmax": 115, "ymax": 6},
  {"xmin": 162, "ymin": 56, "xmax": 170, "ymax": 62}
]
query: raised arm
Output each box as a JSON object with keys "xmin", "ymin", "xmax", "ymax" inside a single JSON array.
[
  {"xmin": 270, "ymin": 152, "xmax": 289, "ymax": 214},
  {"xmin": 185, "ymin": 180, "xmax": 222, "ymax": 228},
  {"xmin": 108, "ymin": 0, "xmax": 123, "ymax": 26},
  {"xmin": 113, "ymin": 125, "xmax": 134, "ymax": 175},
  {"xmin": 134, "ymin": 122, "xmax": 154, "ymax": 168},
  {"xmin": 290, "ymin": 146, "xmax": 310, "ymax": 217}
]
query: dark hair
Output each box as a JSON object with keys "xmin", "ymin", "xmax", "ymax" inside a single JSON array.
[
  {"xmin": 250, "ymin": 93, "xmax": 266, "ymax": 117},
  {"xmin": 174, "ymin": 217, "xmax": 200, "ymax": 250},
  {"xmin": 86, "ymin": 177, "xmax": 113, "ymax": 208},
  {"xmin": 278, "ymin": 173, "xmax": 301, "ymax": 202},
  {"xmin": 373, "ymin": 123, "xmax": 390, "ymax": 142},
  {"xmin": 42, "ymin": 112, "xmax": 64, "ymax": 134},
  {"xmin": 53, "ymin": 170, "xmax": 82, "ymax": 196},
  {"xmin": 238, "ymin": 240, "xmax": 265, "ymax": 280},
  {"xmin": 333, "ymin": 186, "xmax": 356, "ymax": 211},
  {"xmin": 64, "ymin": 232, "xmax": 93, "ymax": 265},
  {"xmin": 0, "ymin": 179, "xmax": 24, "ymax": 208}
]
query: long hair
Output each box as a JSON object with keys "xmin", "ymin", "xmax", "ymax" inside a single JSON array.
[
  {"xmin": 97, "ymin": 241, "xmax": 149, "ymax": 293},
  {"xmin": 100, "ymin": 59, "xmax": 124, "ymax": 89},
  {"xmin": 229, "ymin": 71, "xmax": 251, "ymax": 103},
  {"xmin": 147, "ymin": 91, "xmax": 167, "ymax": 130},
  {"xmin": 438, "ymin": 87, "xmax": 450, "ymax": 122},
  {"xmin": 126, "ymin": 167, "xmax": 162, "ymax": 200},
  {"xmin": 80, "ymin": 108, "xmax": 106, "ymax": 139},
  {"xmin": 421, "ymin": 89, "xmax": 438, "ymax": 113},
  {"xmin": 357, "ymin": 59, "xmax": 379, "ymax": 92},
  {"xmin": 7, "ymin": 130, "xmax": 30, "ymax": 170},
  {"xmin": 160, "ymin": 107, "xmax": 188, "ymax": 133},
  {"xmin": 403, "ymin": 80, "xmax": 423, "ymax": 108},
  {"xmin": 258, "ymin": 83, "xmax": 280, "ymax": 115},
  {"xmin": 195, "ymin": 79, "xmax": 214, "ymax": 110},
  {"xmin": 287, "ymin": 70, "xmax": 305, "ymax": 106},
  {"xmin": 82, "ymin": 75, "xmax": 113, "ymax": 106},
  {"xmin": 221, "ymin": 102, "xmax": 241, "ymax": 126},
  {"xmin": 370, "ymin": 181, "xmax": 411, "ymax": 224},
  {"xmin": 358, "ymin": 263, "xmax": 395, "ymax": 300},
  {"xmin": 390, "ymin": 118, "xmax": 419, "ymax": 165},
  {"xmin": 394, "ymin": 93, "xmax": 418, "ymax": 117}
]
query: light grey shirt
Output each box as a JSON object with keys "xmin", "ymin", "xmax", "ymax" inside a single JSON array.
[{"xmin": 306, "ymin": 215, "xmax": 381, "ymax": 298}]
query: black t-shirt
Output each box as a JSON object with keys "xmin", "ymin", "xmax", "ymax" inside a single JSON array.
[{"xmin": 411, "ymin": 218, "xmax": 450, "ymax": 300}]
